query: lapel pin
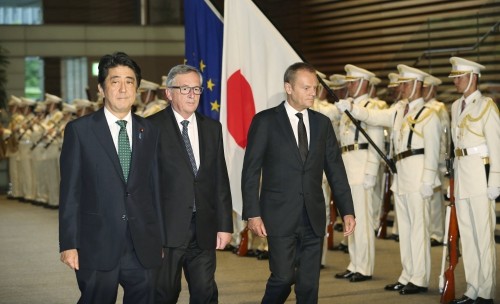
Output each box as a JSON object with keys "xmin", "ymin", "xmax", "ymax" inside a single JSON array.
[{"xmin": 139, "ymin": 128, "xmax": 144, "ymax": 140}]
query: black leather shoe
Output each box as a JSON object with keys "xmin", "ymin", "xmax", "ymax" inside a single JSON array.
[
  {"xmin": 245, "ymin": 249, "xmax": 260, "ymax": 257},
  {"xmin": 333, "ymin": 243, "xmax": 348, "ymax": 251},
  {"xmin": 384, "ymin": 282, "xmax": 405, "ymax": 291},
  {"xmin": 449, "ymin": 295, "xmax": 475, "ymax": 304},
  {"xmin": 474, "ymin": 297, "xmax": 494, "ymax": 304},
  {"xmin": 257, "ymin": 251, "xmax": 269, "ymax": 260},
  {"xmin": 399, "ymin": 282, "xmax": 428, "ymax": 295},
  {"xmin": 335, "ymin": 270, "xmax": 354, "ymax": 279},
  {"xmin": 430, "ymin": 238, "xmax": 443, "ymax": 247},
  {"xmin": 349, "ymin": 272, "xmax": 372, "ymax": 282}
]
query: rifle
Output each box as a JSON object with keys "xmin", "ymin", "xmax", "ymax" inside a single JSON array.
[
  {"xmin": 376, "ymin": 165, "xmax": 392, "ymax": 239},
  {"xmin": 326, "ymin": 196, "xmax": 337, "ymax": 250},
  {"xmin": 440, "ymin": 155, "xmax": 459, "ymax": 304},
  {"xmin": 236, "ymin": 226, "xmax": 250, "ymax": 257},
  {"xmin": 17, "ymin": 116, "xmax": 36, "ymax": 141},
  {"xmin": 318, "ymin": 76, "xmax": 397, "ymax": 174}
]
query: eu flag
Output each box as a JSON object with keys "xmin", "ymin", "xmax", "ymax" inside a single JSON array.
[{"xmin": 184, "ymin": 0, "xmax": 223, "ymax": 121}]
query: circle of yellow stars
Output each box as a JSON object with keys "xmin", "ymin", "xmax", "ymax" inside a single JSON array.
[{"xmin": 186, "ymin": 58, "xmax": 220, "ymax": 113}]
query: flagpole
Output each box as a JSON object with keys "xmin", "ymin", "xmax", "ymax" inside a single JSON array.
[{"xmin": 248, "ymin": 1, "xmax": 396, "ymax": 174}]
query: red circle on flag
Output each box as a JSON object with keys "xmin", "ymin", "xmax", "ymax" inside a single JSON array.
[{"xmin": 227, "ymin": 70, "xmax": 256, "ymax": 149}]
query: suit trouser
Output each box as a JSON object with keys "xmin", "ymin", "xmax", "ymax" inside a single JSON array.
[
  {"xmin": 155, "ymin": 213, "xmax": 218, "ymax": 304},
  {"xmin": 321, "ymin": 175, "xmax": 331, "ymax": 266},
  {"xmin": 347, "ymin": 185, "xmax": 375, "ymax": 276},
  {"xmin": 395, "ymin": 192, "xmax": 431, "ymax": 287},
  {"xmin": 456, "ymin": 194, "xmax": 496, "ymax": 300},
  {"xmin": 263, "ymin": 209, "xmax": 322, "ymax": 304},
  {"xmin": 76, "ymin": 228, "xmax": 155, "ymax": 304}
]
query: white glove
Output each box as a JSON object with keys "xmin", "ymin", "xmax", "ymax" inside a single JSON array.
[
  {"xmin": 363, "ymin": 174, "xmax": 377, "ymax": 189},
  {"xmin": 336, "ymin": 98, "xmax": 352, "ymax": 113},
  {"xmin": 446, "ymin": 185, "xmax": 450, "ymax": 199},
  {"xmin": 487, "ymin": 187, "xmax": 500, "ymax": 200},
  {"xmin": 420, "ymin": 183, "xmax": 434, "ymax": 199}
]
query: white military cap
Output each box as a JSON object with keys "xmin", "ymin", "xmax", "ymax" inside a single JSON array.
[
  {"xmin": 8, "ymin": 95, "xmax": 22, "ymax": 106},
  {"xmin": 72, "ymin": 98, "xmax": 93, "ymax": 109},
  {"xmin": 139, "ymin": 79, "xmax": 160, "ymax": 92},
  {"xmin": 396, "ymin": 64, "xmax": 429, "ymax": 82},
  {"xmin": 34, "ymin": 101, "xmax": 47, "ymax": 113},
  {"xmin": 423, "ymin": 75, "xmax": 442, "ymax": 87},
  {"xmin": 329, "ymin": 74, "xmax": 347, "ymax": 89},
  {"xmin": 62, "ymin": 103, "xmax": 77, "ymax": 114},
  {"xmin": 369, "ymin": 76, "xmax": 381, "ymax": 86},
  {"xmin": 20, "ymin": 97, "xmax": 36, "ymax": 106},
  {"xmin": 449, "ymin": 56, "xmax": 485, "ymax": 78},
  {"xmin": 387, "ymin": 73, "xmax": 400, "ymax": 87},
  {"xmin": 44, "ymin": 93, "xmax": 62, "ymax": 104},
  {"xmin": 344, "ymin": 64, "xmax": 375, "ymax": 82},
  {"xmin": 316, "ymin": 71, "xmax": 334, "ymax": 87}
]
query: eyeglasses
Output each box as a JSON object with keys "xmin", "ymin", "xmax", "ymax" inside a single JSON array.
[{"xmin": 168, "ymin": 86, "xmax": 203, "ymax": 95}]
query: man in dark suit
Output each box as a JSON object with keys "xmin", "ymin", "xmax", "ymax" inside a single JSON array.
[
  {"xmin": 59, "ymin": 52, "xmax": 164, "ymax": 304},
  {"xmin": 148, "ymin": 64, "xmax": 233, "ymax": 304},
  {"xmin": 242, "ymin": 62, "xmax": 356, "ymax": 304}
]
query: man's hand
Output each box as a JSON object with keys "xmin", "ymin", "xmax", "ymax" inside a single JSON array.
[
  {"xmin": 60, "ymin": 249, "xmax": 79, "ymax": 270},
  {"xmin": 343, "ymin": 215, "xmax": 356, "ymax": 236},
  {"xmin": 216, "ymin": 232, "xmax": 232, "ymax": 250},
  {"xmin": 247, "ymin": 217, "xmax": 267, "ymax": 237}
]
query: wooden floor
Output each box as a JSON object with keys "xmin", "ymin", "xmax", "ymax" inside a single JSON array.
[{"xmin": 0, "ymin": 196, "xmax": 498, "ymax": 304}]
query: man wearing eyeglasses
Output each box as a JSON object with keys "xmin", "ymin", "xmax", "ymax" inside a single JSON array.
[{"xmin": 147, "ymin": 64, "xmax": 233, "ymax": 304}]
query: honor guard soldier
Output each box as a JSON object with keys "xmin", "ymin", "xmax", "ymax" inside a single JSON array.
[
  {"xmin": 334, "ymin": 64, "xmax": 384, "ymax": 283},
  {"xmin": 337, "ymin": 64, "xmax": 441, "ymax": 294},
  {"xmin": 312, "ymin": 71, "xmax": 341, "ymax": 268},
  {"xmin": 423, "ymin": 75, "xmax": 450, "ymax": 247},
  {"xmin": 42, "ymin": 93, "xmax": 64, "ymax": 208},
  {"xmin": 447, "ymin": 57, "xmax": 499, "ymax": 304},
  {"xmin": 18, "ymin": 97, "xmax": 37, "ymax": 203},
  {"xmin": 31, "ymin": 101, "xmax": 48, "ymax": 206},
  {"xmin": 5, "ymin": 95, "xmax": 23, "ymax": 199}
]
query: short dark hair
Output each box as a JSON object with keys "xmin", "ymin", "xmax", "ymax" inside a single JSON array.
[
  {"xmin": 284, "ymin": 62, "xmax": 316, "ymax": 85},
  {"xmin": 97, "ymin": 52, "xmax": 142, "ymax": 89}
]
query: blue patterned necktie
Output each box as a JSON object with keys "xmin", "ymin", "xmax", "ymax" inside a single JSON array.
[
  {"xmin": 181, "ymin": 120, "xmax": 198, "ymax": 175},
  {"xmin": 116, "ymin": 120, "xmax": 131, "ymax": 182}
]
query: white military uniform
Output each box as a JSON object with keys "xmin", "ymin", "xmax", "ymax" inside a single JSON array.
[
  {"xmin": 348, "ymin": 65, "xmax": 441, "ymax": 288},
  {"xmin": 18, "ymin": 97, "xmax": 37, "ymax": 202},
  {"xmin": 311, "ymin": 73, "xmax": 341, "ymax": 267},
  {"xmin": 423, "ymin": 75, "xmax": 450, "ymax": 244},
  {"xmin": 449, "ymin": 57, "xmax": 499, "ymax": 300},
  {"xmin": 5, "ymin": 96, "xmax": 23, "ymax": 198},
  {"xmin": 339, "ymin": 65, "xmax": 384, "ymax": 277}
]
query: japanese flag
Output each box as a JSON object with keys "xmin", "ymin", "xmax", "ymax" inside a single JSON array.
[{"xmin": 220, "ymin": 0, "xmax": 302, "ymax": 215}]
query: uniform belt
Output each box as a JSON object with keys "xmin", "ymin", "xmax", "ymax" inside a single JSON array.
[
  {"xmin": 394, "ymin": 148, "xmax": 425, "ymax": 162},
  {"xmin": 454, "ymin": 144, "xmax": 488, "ymax": 158},
  {"xmin": 341, "ymin": 143, "xmax": 369, "ymax": 153}
]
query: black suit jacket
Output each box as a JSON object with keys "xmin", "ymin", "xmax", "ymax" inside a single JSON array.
[
  {"xmin": 242, "ymin": 102, "xmax": 354, "ymax": 237},
  {"xmin": 147, "ymin": 106, "xmax": 233, "ymax": 249},
  {"xmin": 59, "ymin": 108, "xmax": 163, "ymax": 271}
]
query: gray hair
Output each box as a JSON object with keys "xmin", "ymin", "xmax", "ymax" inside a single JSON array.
[{"xmin": 166, "ymin": 64, "xmax": 203, "ymax": 87}]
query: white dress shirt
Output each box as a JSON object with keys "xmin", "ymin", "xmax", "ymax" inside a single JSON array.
[
  {"xmin": 104, "ymin": 107, "xmax": 132, "ymax": 153},
  {"xmin": 172, "ymin": 109, "xmax": 200, "ymax": 170}
]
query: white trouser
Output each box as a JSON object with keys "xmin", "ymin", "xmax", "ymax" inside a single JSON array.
[
  {"xmin": 456, "ymin": 194, "xmax": 496, "ymax": 300},
  {"xmin": 321, "ymin": 177, "xmax": 332, "ymax": 266},
  {"xmin": 347, "ymin": 184, "xmax": 375, "ymax": 276},
  {"xmin": 429, "ymin": 187, "xmax": 444, "ymax": 242},
  {"xmin": 395, "ymin": 191, "xmax": 431, "ymax": 287}
]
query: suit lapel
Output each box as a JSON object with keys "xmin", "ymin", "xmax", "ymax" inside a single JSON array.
[
  {"xmin": 91, "ymin": 108, "xmax": 124, "ymax": 182},
  {"xmin": 166, "ymin": 106, "xmax": 197, "ymax": 177},
  {"xmin": 128, "ymin": 115, "xmax": 145, "ymax": 185},
  {"xmin": 307, "ymin": 109, "xmax": 319, "ymax": 163},
  {"xmin": 275, "ymin": 102, "xmax": 303, "ymax": 164}
]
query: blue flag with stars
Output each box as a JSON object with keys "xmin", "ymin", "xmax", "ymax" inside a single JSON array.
[{"xmin": 184, "ymin": 0, "xmax": 223, "ymax": 120}]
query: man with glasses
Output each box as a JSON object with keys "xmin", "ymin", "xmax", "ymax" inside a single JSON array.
[{"xmin": 148, "ymin": 64, "xmax": 233, "ymax": 304}]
